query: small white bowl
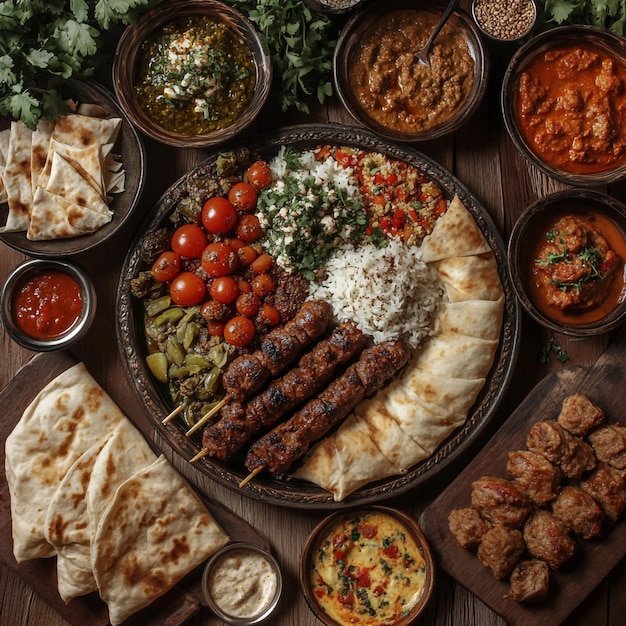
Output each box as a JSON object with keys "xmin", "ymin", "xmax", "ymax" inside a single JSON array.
[
  {"xmin": 202, "ymin": 542, "xmax": 282, "ymax": 624},
  {"xmin": 1, "ymin": 259, "xmax": 96, "ymax": 351}
]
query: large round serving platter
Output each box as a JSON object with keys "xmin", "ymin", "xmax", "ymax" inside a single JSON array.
[
  {"xmin": 116, "ymin": 124, "xmax": 521, "ymax": 509},
  {"xmin": 0, "ymin": 79, "xmax": 145, "ymax": 257}
]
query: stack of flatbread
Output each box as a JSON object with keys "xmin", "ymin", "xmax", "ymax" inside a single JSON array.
[
  {"xmin": 0, "ymin": 102, "xmax": 125, "ymax": 240},
  {"xmin": 5, "ymin": 363, "xmax": 229, "ymax": 625},
  {"xmin": 295, "ymin": 196, "xmax": 505, "ymax": 500}
]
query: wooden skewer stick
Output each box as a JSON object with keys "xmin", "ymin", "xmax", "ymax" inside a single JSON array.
[
  {"xmin": 162, "ymin": 404, "xmax": 184, "ymax": 424},
  {"xmin": 185, "ymin": 395, "xmax": 231, "ymax": 437},
  {"xmin": 238, "ymin": 465, "xmax": 265, "ymax": 488},
  {"xmin": 189, "ymin": 448, "xmax": 210, "ymax": 463}
]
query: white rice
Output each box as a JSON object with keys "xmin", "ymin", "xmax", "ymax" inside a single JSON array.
[{"xmin": 309, "ymin": 239, "xmax": 443, "ymax": 348}]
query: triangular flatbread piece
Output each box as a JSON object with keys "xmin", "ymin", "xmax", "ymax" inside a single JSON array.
[
  {"xmin": 31, "ymin": 119, "xmax": 54, "ymax": 193},
  {"xmin": 421, "ymin": 195, "xmax": 492, "ymax": 262},
  {"xmin": 0, "ymin": 127, "xmax": 10, "ymax": 203},
  {"xmin": 52, "ymin": 112, "xmax": 121, "ymax": 148}
]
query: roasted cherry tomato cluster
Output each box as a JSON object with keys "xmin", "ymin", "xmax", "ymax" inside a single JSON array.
[{"xmin": 150, "ymin": 161, "xmax": 277, "ymax": 348}]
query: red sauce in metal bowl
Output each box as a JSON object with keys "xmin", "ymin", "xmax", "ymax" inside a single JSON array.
[
  {"xmin": 515, "ymin": 44, "xmax": 626, "ymax": 174},
  {"xmin": 12, "ymin": 269, "xmax": 83, "ymax": 339},
  {"xmin": 522, "ymin": 209, "xmax": 626, "ymax": 325}
]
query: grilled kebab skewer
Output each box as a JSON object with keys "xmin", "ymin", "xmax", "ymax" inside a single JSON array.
[
  {"xmin": 197, "ymin": 322, "xmax": 367, "ymax": 461},
  {"xmin": 242, "ymin": 339, "xmax": 410, "ymax": 482},
  {"xmin": 182, "ymin": 299, "xmax": 333, "ymax": 434}
]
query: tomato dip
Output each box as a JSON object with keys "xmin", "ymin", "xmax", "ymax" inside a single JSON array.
[
  {"xmin": 525, "ymin": 210, "xmax": 626, "ymax": 325},
  {"xmin": 310, "ymin": 509, "xmax": 428, "ymax": 625},
  {"xmin": 349, "ymin": 9, "xmax": 475, "ymax": 133},
  {"xmin": 516, "ymin": 45, "xmax": 626, "ymax": 174},
  {"xmin": 12, "ymin": 269, "xmax": 83, "ymax": 339}
]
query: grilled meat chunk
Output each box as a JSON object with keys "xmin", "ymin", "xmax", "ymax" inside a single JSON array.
[
  {"xmin": 477, "ymin": 525, "xmax": 525, "ymax": 580},
  {"xmin": 557, "ymin": 393, "xmax": 604, "ymax": 436},
  {"xmin": 506, "ymin": 449, "xmax": 561, "ymax": 506},
  {"xmin": 523, "ymin": 509, "xmax": 576, "ymax": 571},
  {"xmin": 526, "ymin": 420, "xmax": 596, "ymax": 479},
  {"xmin": 448, "ymin": 507, "xmax": 490, "ymax": 549},
  {"xmin": 507, "ymin": 559, "xmax": 550, "ymax": 603},
  {"xmin": 588, "ymin": 424, "xmax": 626, "ymax": 472},
  {"xmin": 470, "ymin": 476, "xmax": 532, "ymax": 529},
  {"xmin": 580, "ymin": 463, "xmax": 626, "ymax": 521},
  {"xmin": 552, "ymin": 485, "xmax": 605, "ymax": 539}
]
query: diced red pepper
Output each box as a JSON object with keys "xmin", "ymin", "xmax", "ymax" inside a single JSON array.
[
  {"xmin": 385, "ymin": 173, "xmax": 398, "ymax": 185},
  {"xmin": 360, "ymin": 523, "xmax": 378, "ymax": 539},
  {"xmin": 338, "ymin": 591, "xmax": 355, "ymax": 605},
  {"xmin": 382, "ymin": 544, "xmax": 399, "ymax": 559}
]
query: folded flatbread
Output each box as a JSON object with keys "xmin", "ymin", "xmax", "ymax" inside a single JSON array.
[
  {"xmin": 295, "ymin": 195, "xmax": 505, "ymax": 500},
  {"xmin": 0, "ymin": 127, "xmax": 12, "ymax": 202},
  {"xmin": 5, "ymin": 363, "xmax": 126, "ymax": 561},
  {"xmin": 92, "ymin": 455, "xmax": 229, "ymax": 626}
]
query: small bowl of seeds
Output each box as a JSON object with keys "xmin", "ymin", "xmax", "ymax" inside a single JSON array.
[{"xmin": 472, "ymin": 0, "xmax": 537, "ymax": 42}]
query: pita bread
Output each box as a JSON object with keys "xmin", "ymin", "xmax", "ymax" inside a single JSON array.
[
  {"xmin": 44, "ymin": 437, "xmax": 111, "ymax": 603},
  {"xmin": 51, "ymin": 112, "xmax": 121, "ymax": 149},
  {"xmin": 421, "ymin": 195, "xmax": 492, "ymax": 262},
  {"xmin": 0, "ymin": 127, "xmax": 12, "ymax": 202},
  {"xmin": 27, "ymin": 186, "xmax": 112, "ymax": 240},
  {"xmin": 1, "ymin": 121, "xmax": 34, "ymax": 232},
  {"xmin": 295, "ymin": 196, "xmax": 505, "ymax": 499},
  {"xmin": 30, "ymin": 119, "xmax": 54, "ymax": 193},
  {"xmin": 5, "ymin": 363, "xmax": 125, "ymax": 561},
  {"xmin": 92, "ymin": 455, "xmax": 229, "ymax": 626}
]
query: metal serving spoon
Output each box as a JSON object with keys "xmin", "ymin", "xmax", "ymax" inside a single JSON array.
[{"xmin": 414, "ymin": 0, "xmax": 462, "ymax": 67}]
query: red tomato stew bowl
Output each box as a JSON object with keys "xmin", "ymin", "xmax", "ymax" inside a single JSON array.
[
  {"xmin": 299, "ymin": 506, "xmax": 435, "ymax": 626},
  {"xmin": 1, "ymin": 259, "xmax": 96, "ymax": 351},
  {"xmin": 501, "ymin": 25, "xmax": 626, "ymax": 186},
  {"xmin": 508, "ymin": 188, "xmax": 626, "ymax": 336}
]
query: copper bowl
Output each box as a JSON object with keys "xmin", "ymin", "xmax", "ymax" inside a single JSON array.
[
  {"xmin": 112, "ymin": 0, "xmax": 272, "ymax": 148},
  {"xmin": 300, "ymin": 506, "xmax": 435, "ymax": 626},
  {"xmin": 333, "ymin": 0, "xmax": 489, "ymax": 142},
  {"xmin": 502, "ymin": 25, "xmax": 626, "ymax": 186},
  {"xmin": 508, "ymin": 189, "xmax": 626, "ymax": 336},
  {"xmin": 1, "ymin": 259, "xmax": 97, "ymax": 351}
]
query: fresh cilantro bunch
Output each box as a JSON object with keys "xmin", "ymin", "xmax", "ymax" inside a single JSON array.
[
  {"xmin": 542, "ymin": 0, "xmax": 626, "ymax": 35},
  {"xmin": 229, "ymin": 0, "xmax": 337, "ymax": 113},
  {"xmin": 0, "ymin": 0, "xmax": 162, "ymax": 129}
]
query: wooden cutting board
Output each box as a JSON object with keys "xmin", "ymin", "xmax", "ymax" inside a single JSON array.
[
  {"xmin": 420, "ymin": 327, "xmax": 626, "ymax": 626},
  {"xmin": 0, "ymin": 351, "xmax": 271, "ymax": 626}
]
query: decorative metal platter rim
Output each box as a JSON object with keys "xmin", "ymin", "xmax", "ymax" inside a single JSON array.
[
  {"xmin": 116, "ymin": 123, "xmax": 522, "ymax": 509},
  {"xmin": 0, "ymin": 78, "xmax": 146, "ymax": 258}
]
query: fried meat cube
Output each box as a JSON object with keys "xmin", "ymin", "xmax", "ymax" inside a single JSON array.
[
  {"xmin": 507, "ymin": 558, "xmax": 550, "ymax": 603},
  {"xmin": 557, "ymin": 393, "xmax": 604, "ymax": 436},
  {"xmin": 448, "ymin": 507, "xmax": 490, "ymax": 549},
  {"xmin": 551, "ymin": 485, "xmax": 605, "ymax": 539},
  {"xmin": 506, "ymin": 449, "xmax": 561, "ymax": 506},
  {"xmin": 477, "ymin": 525, "xmax": 525, "ymax": 580},
  {"xmin": 523, "ymin": 509, "xmax": 576, "ymax": 571},
  {"xmin": 526, "ymin": 420, "xmax": 596, "ymax": 479},
  {"xmin": 580, "ymin": 463, "xmax": 626, "ymax": 521},
  {"xmin": 471, "ymin": 476, "xmax": 532, "ymax": 528},
  {"xmin": 588, "ymin": 424, "xmax": 626, "ymax": 471}
]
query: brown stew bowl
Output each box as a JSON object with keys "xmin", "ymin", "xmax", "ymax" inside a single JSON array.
[
  {"xmin": 112, "ymin": 0, "xmax": 272, "ymax": 148},
  {"xmin": 300, "ymin": 506, "xmax": 435, "ymax": 626},
  {"xmin": 333, "ymin": 0, "xmax": 489, "ymax": 142},
  {"xmin": 502, "ymin": 25, "xmax": 626, "ymax": 186},
  {"xmin": 508, "ymin": 188, "xmax": 626, "ymax": 336}
]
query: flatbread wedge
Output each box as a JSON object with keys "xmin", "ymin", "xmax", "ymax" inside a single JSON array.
[
  {"xmin": 5, "ymin": 363, "xmax": 125, "ymax": 561},
  {"xmin": 92, "ymin": 455, "xmax": 229, "ymax": 626}
]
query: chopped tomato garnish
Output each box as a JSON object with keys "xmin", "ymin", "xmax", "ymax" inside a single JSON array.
[
  {"xmin": 315, "ymin": 588, "xmax": 326, "ymax": 598},
  {"xmin": 385, "ymin": 173, "xmax": 398, "ymax": 185},
  {"xmin": 338, "ymin": 591, "xmax": 355, "ymax": 605},
  {"xmin": 360, "ymin": 523, "xmax": 378, "ymax": 539},
  {"xmin": 355, "ymin": 567, "xmax": 371, "ymax": 588},
  {"xmin": 383, "ymin": 544, "xmax": 399, "ymax": 559},
  {"xmin": 373, "ymin": 585, "xmax": 385, "ymax": 596}
]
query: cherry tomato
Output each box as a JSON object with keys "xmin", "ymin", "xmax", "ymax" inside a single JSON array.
[
  {"xmin": 258, "ymin": 302, "xmax": 280, "ymax": 326},
  {"xmin": 170, "ymin": 224, "xmax": 207, "ymax": 259},
  {"xmin": 236, "ymin": 292, "xmax": 261, "ymax": 317},
  {"xmin": 235, "ymin": 213, "xmax": 262, "ymax": 243},
  {"xmin": 169, "ymin": 272, "xmax": 206, "ymax": 306},
  {"xmin": 207, "ymin": 321, "xmax": 225, "ymax": 337},
  {"xmin": 201, "ymin": 241, "xmax": 239, "ymax": 277},
  {"xmin": 201, "ymin": 196, "xmax": 238, "ymax": 235},
  {"xmin": 237, "ymin": 244, "xmax": 258, "ymax": 267},
  {"xmin": 209, "ymin": 276, "xmax": 240, "ymax": 304},
  {"xmin": 151, "ymin": 251, "xmax": 180, "ymax": 282},
  {"xmin": 237, "ymin": 278, "xmax": 252, "ymax": 294},
  {"xmin": 224, "ymin": 315, "xmax": 256, "ymax": 347},
  {"xmin": 200, "ymin": 300, "xmax": 230, "ymax": 322},
  {"xmin": 250, "ymin": 252, "xmax": 273, "ymax": 275},
  {"xmin": 226, "ymin": 237, "xmax": 244, "ymax": 251},
  {"xmin": 246, "ymin": 160, "xmax": 273, "ymax": 190},
  {"xmin": 228, "ymin": 181, "xmax": 258, "ymax": 211},
  {"xmin": 251, "ymin": 273, "xmax": 275, "ymax": 297}
]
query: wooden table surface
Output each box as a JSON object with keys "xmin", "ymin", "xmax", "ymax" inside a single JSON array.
[{"xmin": 2, "ymin": 10, "xmax": 626, "ymax": 626}]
